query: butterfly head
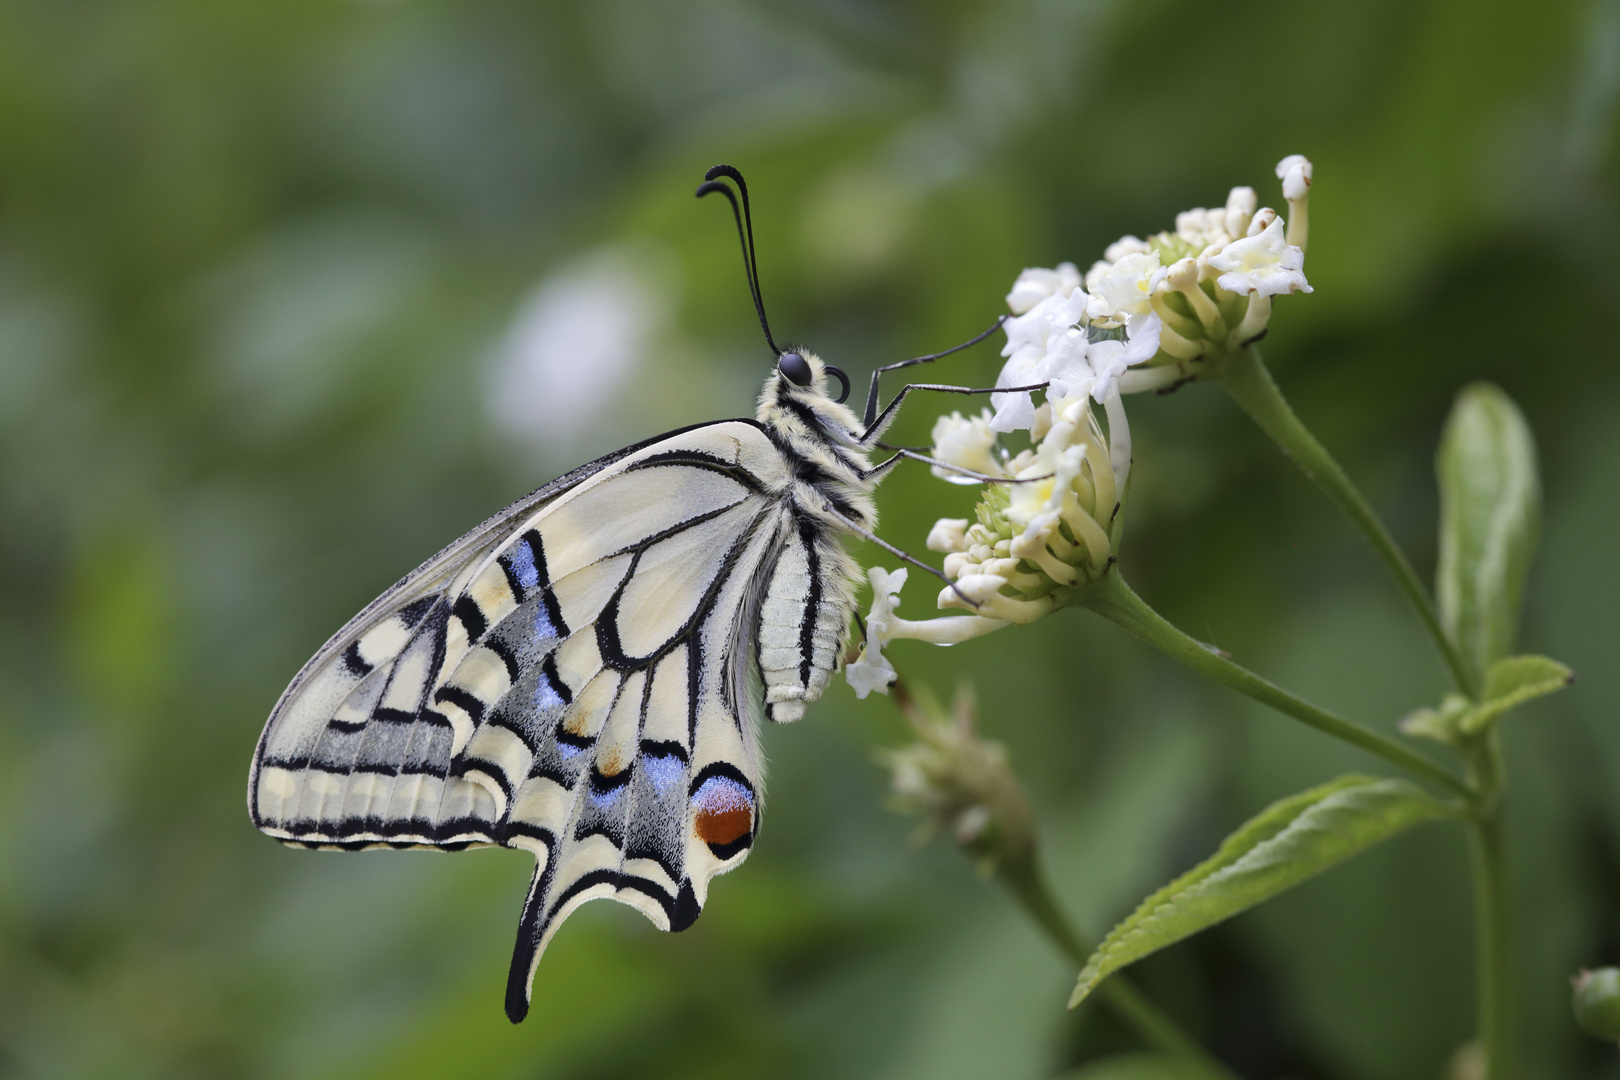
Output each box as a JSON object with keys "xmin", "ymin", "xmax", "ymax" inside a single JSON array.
[
  {"xmin": 775, "ymin": 349, "xmax": 850, "ymax": 403},
  {"xmin": 759, "ymin": 348, "xmax": 863, "ymax": 433}
]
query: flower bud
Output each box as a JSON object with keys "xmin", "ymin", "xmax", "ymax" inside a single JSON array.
[
  {"xmin": 1104, "ymin": 235, "xmax": 1151, "ymax": 262},
  {"xmin": 1275, "ymin": 154, "xmax": 1312, "ymax": 202},
  {"xmin": 1274, "ymin": 154, "xmax": 1312, "ymax": 252},
  {"xmin": 952, "ymin": 573, "xmax": 1010, "ymax": 604},
  {"xmin": 1165, "ymin": 256, "xmax": 1200, "ymax": 291},
  {"xmin": 1574, "ymin": 968, "xmax": 1620, "ymax": 1042},
  {"xmin": 878, "ymin": 685, "xmax": 1036, "ymax": 874},
  {"xmin": 1224, "ymin": 186, "xmax": 1258, "ymax": 240},
  {"xmin": 927, "ymin": 517, "xmax": 969, "ymax": 553}
]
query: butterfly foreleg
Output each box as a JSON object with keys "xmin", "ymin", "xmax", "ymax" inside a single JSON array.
[
  {"xmin": 820, "ymin": 504, "xmax": 982, "ymax": 609},
  {"xmin": 862, "ymin": 447, "xmax": 1054, "ymax": 485},
  {"xmin": 855, "ymin": 381, "xmax": 1047, "ymax": 447},
  {"xmin": 858, "ymin": 316, "xmax": 1007, "ymax": 429}
]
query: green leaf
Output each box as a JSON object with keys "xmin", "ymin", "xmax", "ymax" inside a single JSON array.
[
  {"xmin": 1398, "ymin": 693, "xmax": 1472, "ymax": 747},
  {"xmin": 1456, "ymin": 654, "xmax": 1575, "ymax": 735},
  {"xmin": 1069, "ymin": 776, "xmax": 1457, "ymax": 1008},
  {"xmin": 1436, "ymin": 383, "xmax": 1541, "ymax": 692}
]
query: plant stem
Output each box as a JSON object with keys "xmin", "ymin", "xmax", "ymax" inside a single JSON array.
[
  {"xmin": 1464, "ymin": 728, "xmax": 1512, "ymax": 1079},
  {"xmin": 999, "ymin": 856, "xmax": 1238, "ymax": 1080},
  {"xmin": 1470, "ymin": 810, "xmax": 1513, "ymax": 1079},
  {"xmin": 1214, "ymin": 346, "xmax": 1479, "ymax": 698},
  {"xmin": 1080, "ymin": 572, "xmax": 1471, "ymax": 800}
]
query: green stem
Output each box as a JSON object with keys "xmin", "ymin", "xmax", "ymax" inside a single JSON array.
[
  {"xmin": 1471, "ymin": 810, "xmax": 1513, "ymax": 1078},
  {"xmin": 1464, "ymin": 728, "xmax": 1512, "ymax": 1079},
  {"xmin": 1214, "ymin": 347, "xmax": 1479, "ymax": 698},
  {"xmin": 1080, "ymin": 572, "xmax": 1471, "ymax": 800},
  {"xmin": 999, "ymin": 857, "xmax": 1238, "ymax": 1080}
]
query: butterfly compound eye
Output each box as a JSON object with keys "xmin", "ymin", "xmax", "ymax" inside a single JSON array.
[{"xmin": 777, "ymin": 351, "xmax": 812, "ymax": 386}]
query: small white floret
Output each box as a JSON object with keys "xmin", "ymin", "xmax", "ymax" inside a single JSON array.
[
  {"xmin": 929, "ymin": 410, "xmax": 1003, "ymax": 484},
  {"xmin": 1207, "ymin": 217, "xmax": 1312, "ymax": 298},
  {"xmin": 1005, "ymin": 262, "xmax": 1082, "ymax": 315},
  {"xmin": 991, "ymin": 287, "xmax": 1087, "ymax": 433},
  {"xmin": 1086, "ymin": 312, "xmax": 1162, "ymax": 401},
  {"xmin": 846, "ymin": 566, "xmax": 908, "ymax": 698},
  {"xmin": 1085, "ymin": 251, "xmax": 1166, "ymax": 323}
]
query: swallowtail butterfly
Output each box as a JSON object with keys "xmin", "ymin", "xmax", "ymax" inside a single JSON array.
[{"xmin": 248, "ymin": 165, "xmax": 1018, "ymax": 1022}]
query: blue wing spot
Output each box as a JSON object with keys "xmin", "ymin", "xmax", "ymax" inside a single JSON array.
[
  {"xmin": 534, "ymin": 604, "xmax": 555, "ymax": 640},
  {"xmin": 507, "ymin": 539, "xmax": 541, "ymax": 591},
  {"xmin": 641, "ymin": 753, "xmax": 684, "ymax": 794},
  {"xmin": 534, "ymin": 673, "xmax": 566, "ymax": 713}
]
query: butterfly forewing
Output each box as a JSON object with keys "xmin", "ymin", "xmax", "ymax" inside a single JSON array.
[{"xmin": 250, "ymin": 420, "xmax": 804, "ymax": 1021}]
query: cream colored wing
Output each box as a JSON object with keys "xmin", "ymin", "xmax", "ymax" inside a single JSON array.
[{"xmin": 249, "ymin": 420, "xmax": 811, "ymax": 1023}]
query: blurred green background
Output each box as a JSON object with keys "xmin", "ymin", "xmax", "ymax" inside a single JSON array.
[{"xmin": 1, "ymin": 0, "xmax": 1617, "ymax": 1077}]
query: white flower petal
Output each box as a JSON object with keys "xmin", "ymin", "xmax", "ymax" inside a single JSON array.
[
  {"xmin": 846, "ymin": 566, "xmax": 909, "ymax": 698},
  {"xmin": 1207, "ymin": 218, "xmax": 1312, "ymax": 298},
  {"xmin": 1086, "ymin": 312, "xmax": 1163, "ymax": 400},
  {"xmin": 929, "ymin": 409, "xmax": 1003, "ymax": 483},
  {"xmin": 845, "ymin": 650, "xmax": 896, "ymax": 698},
  {"xmin": 1005, "ymin": 262, "xmax": 1082, "ymax": 314},
  {"xmin": 1084, "ymin": 251, "xmax": 1165, "ymax": 322}
]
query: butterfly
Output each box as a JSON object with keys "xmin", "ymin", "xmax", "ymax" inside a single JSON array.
[{"xmin": 248, "ymin": 165, "xmax": 1021, "ymax": 1023}]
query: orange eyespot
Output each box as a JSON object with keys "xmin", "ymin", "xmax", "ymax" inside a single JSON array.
[
  {"xmin": 695, "ymin": 802, "xmax": 752, "ymax": 847},
  {"xmin": 691, "ymin": 773, "xmax": 755, "ymax": 851}
]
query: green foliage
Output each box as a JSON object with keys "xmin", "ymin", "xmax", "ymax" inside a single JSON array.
[
  {"xmin": 1461, "ymin": 655, "xmax": 1576, "ymax": 735},
  {"xmin": 1436, "ymin": 384, "xmax": 1542, "ymax": 693},
  {"xmin": 1401, "ymin": 654, "xmax": 1573, "ymax": 747},
  {"xmin": 1070, "ymin": 777, "xmax": 1457, "ymax": 1008}
]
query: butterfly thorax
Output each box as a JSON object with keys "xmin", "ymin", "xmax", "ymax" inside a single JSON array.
[{"xmin": 754, "ymin": 351, "xmax": 878, "ymax": 533}]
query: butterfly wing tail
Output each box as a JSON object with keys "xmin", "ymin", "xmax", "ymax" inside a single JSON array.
[{"xmin": 504, "ymin": 860, "xmax": 550, "ymax": 1024}]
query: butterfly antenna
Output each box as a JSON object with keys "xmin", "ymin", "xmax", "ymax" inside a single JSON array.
[{"xmin": 696, "ymin": 164, "xmax": 780, "ymax": 357}]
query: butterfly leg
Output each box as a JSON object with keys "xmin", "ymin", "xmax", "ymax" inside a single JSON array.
[
  {"xmin": 864, "ymin": 447, "xmax": 1052, "ymax": 484},
  {"xmin": 821, "ymin": 504, "xmax": 980, "ymax": 608},
  {"xmin": 856, "ymin": 381, "xmax": 1047, "ymax": 447},
  {"xmin": 859, "ymin": 317, "xmax": 1007, "ymax": 429}
]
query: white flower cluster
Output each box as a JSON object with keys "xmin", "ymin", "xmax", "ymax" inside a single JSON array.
[
  {"xmin": 842, "ymin": 155, "xmax": 1318, "ymax": 699},
  {"xmin": 926, "ymin": 382, "xmax": 1126, "ymax": 620},
  {"xmin": 988, "ymin": 155, "xmax": 1314, "ymax": 408}
]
